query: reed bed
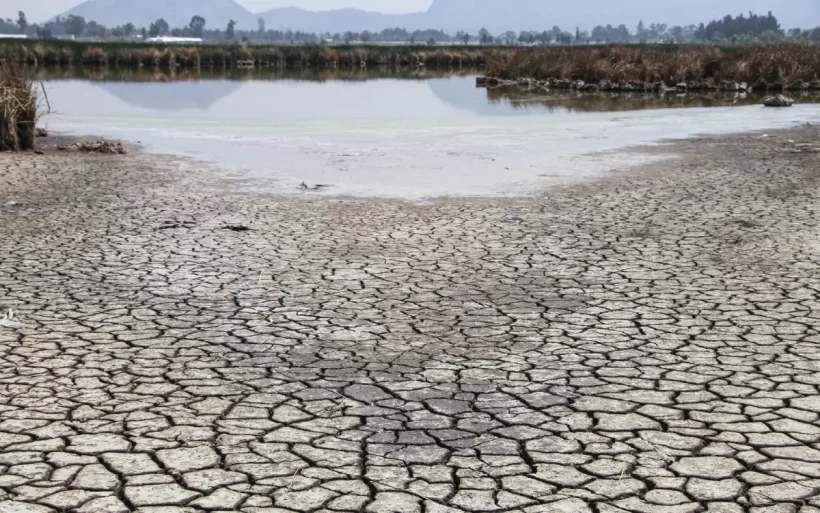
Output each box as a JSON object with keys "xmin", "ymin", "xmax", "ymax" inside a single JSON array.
[
  {"xmin": 485, "ymin": 45, "xmax": 820, "ymax": 89},
  {"xmin": 0, "ymin": 62, "xmax": 38, "ymax": 151},
  {"xmin": 0, "ymin": 40, "xmax": 492, "ymax": 70},
  {"xmin": 10, "ymin": 40, "xmax": 816, "ymax": 88}
]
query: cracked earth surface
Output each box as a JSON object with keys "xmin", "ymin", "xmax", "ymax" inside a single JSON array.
[{"xmin": 0, "ymin": 127, "xmax": 819, "ymax": 513}]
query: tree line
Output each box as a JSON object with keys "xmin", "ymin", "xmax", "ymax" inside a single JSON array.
[{"xmin": 1, "ymin": 10, "xmax": 819, "ymax": 45}]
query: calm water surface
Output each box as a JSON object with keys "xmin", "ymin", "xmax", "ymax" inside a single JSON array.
[{"xmin": 41, "ymin": 70, "xmax": 820, "ymax": 198}]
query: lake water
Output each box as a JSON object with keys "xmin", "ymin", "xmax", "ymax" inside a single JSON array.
[{"xmin": 41, "ymin": 70, "xmax": 820, "ymax": 199}]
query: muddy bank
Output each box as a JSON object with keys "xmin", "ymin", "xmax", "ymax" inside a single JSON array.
[
  {"xmin": 478, "ymin": 75, "xmax": 820, "ymax": 93},
  {"xmin": 483, "ymin": 86, "xmax": 820, "ymax": 113}
]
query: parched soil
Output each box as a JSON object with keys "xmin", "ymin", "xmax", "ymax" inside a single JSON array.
[{"xmin": 0, "ymin": 127, "xmax": 819, "ymax": 512}]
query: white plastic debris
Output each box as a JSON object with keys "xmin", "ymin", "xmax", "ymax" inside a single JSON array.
[{"xmin": 0, "ymin": 310, "xmax": 22, "ymax": 328}]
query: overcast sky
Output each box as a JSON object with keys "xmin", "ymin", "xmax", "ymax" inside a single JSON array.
[{"xmin": 6, "ymin": 0, "xmax": 434, "ymax": 22}]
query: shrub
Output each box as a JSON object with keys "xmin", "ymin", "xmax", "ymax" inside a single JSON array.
[{"xmin": 0, "ymin": 62, "xmax": 38, "ymax": 151}]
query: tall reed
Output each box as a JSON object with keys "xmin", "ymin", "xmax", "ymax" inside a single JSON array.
[{"xmin": 0, "ymin": 62, "xmax": 38, "ymax": 151}]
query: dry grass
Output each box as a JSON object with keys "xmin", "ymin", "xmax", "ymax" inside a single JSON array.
[
  {"xmin": 82, "ymin": 46, "xmax": 106, "ymax": 66},
  {"xmin": 158, "ymin": 48, "xmax": 176, "ymax": 68},
  {"xmin": 175, "ymin": 47, "xmax": 200, "ymax": 68},
  {"xmin": 0, "ymin": 40, "xmax": 493, "ymax": 71},
  {"xmin": 318, "ymin": 45, "xmax": 339, "ymax": 65},
  {"xmin": 486, "ymin": 45, "xmax": 820, "ymax": 87},
  {"xmin": 0, "ymin": 62, "xmax": 38, "ymax": 151}
]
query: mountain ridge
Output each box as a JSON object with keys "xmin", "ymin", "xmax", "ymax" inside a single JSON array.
[
  {"xmin": 59, "ymin": 0, "xmax": 257, "ymax": 29},
  {"xmin": 58, "ymin": 0, "xmax": 820, "ymax": 33}
]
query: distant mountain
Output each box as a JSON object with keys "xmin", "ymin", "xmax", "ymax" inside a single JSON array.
[
  {"xmin": 59, "ymin": 0, "xmax": 820, "ymax": 33},
  {"xmin": 58, "ymin": 0, "xmax": 256, "ymax": 30},
  {"xmin": 259, "ymin": 0, "xmax": 819, "ymax": 33}
]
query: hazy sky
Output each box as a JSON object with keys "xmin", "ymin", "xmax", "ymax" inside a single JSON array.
[{"xmin": 6, "ymin": 0, "xmax": 434, "ymax": 22}]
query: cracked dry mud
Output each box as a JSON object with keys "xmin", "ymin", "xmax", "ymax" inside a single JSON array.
[{"xmin": 0, "ymin": 127, "xmax": 819, "ymax": 513}]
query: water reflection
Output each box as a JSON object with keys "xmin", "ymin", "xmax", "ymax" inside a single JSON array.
[
  {"xmin": 45, "ymin": 75, "xmax": 479, "ymax": 118},
  {"xmin": 39, "ymin": 67, "xmax": 486, "ymax": 116},
  {"xmin": 32, "ymin": 66, "xmax": 475, "ymax": 84},
  {"xmin": 36, "ymin": 67, "xmax": 820, "ymax": 116}
]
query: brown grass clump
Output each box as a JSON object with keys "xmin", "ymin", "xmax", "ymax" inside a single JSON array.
[
  {"xmin": 141, "ymin": 48, "xmax": 162, "ymax": 68},
  {"xmin": 175, "ymin": 47, "xmax": 201, "ymax": 68},
  {"xmin": 82, "ymin": 46, "xmax": 107, "ymax": 66},
  {"xmin": 59, "ymin": 47, "xmax": 73, "ymax": 65},
  {"xmin": 203, "ymin": 47, "xmax": 228, "ymax": 67},
  {"xmin": 235, "ymin": 47, "xmax": 254, "ymax": 63},
  {"xmin": 317, "ymin": 45, "xmax": 339, "ymax": 66},
  {"xmin": 0, "ymin": 62, "xmax": 38, "ymax": 151},
  {"xmin": 118, "ymin": 48, "xmax": 143, "ymax": 68},
  {"xmin": 158, "ymin": 48, "xmax": 176, "ymax": 68},
  {"xmin": 253, "ymin": 47, "xmax": 282, "ymax": 66}
]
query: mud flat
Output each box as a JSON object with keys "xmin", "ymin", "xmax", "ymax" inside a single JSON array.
[{"xmin": 0, "ymin": 127, "xmax": 819, "ymax": 512}]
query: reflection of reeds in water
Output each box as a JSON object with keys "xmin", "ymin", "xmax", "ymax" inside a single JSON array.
[
  {"xmin": 485, "ymin": 86, "xmax": 820, "ymax": 113},
  {"xmin": 486, "ymin": 45, "xmax": 820, "ymax": 87},
  {"xmin": 0, "ymin": 41, "xmax": 493, "ymax": 70},
  {"xmin": 32, "ymin": 65, "xmax": 474, "ymax": 83},
  {"xmin": 0, "ymin": 62, "xmax": 38, "ymax": 151}
]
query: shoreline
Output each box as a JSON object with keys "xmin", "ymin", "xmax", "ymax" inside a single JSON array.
[
  {"xmin": 6, "ymin": 123, "xmax": 819, "ymax": 224},
  {"xmin": 39, "ymin": 108, "xmax": 820, "ymax": 201},
  {"xmin": 7, "ymin": 124, "xmax": 818, "ymax": 248},
  {"xmin": 478, "ymin": 75, "xmax": 820, "ymax": 93},
  {"xmin": 1, "ymin": 126, "xmax": 820, "ymax": 512}
]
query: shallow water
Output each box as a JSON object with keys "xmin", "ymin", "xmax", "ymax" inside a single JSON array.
[{"xmin": 41, "ymin": 72, "xmax": 820, "ymax": 199}]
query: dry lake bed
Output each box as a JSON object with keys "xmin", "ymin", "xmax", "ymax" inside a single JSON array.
[{"xmin": 1, "ymin": 73, "xmax": 820, "ymax": 512}]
